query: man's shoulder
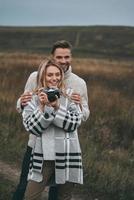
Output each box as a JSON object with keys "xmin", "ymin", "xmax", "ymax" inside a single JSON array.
[
  {"xmin": 29, "ymin": 71, "xmax": 38, "ymax": 78},
  {"xmin": 27, "ymin": 71, "xmax": 38, "ymax": 82},
  {"xmin": 70, "ymin": 72, "xmax": 86, "ymax": 84}
]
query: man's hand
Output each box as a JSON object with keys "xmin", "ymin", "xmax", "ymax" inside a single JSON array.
[
  {"xmin": 20, "ymin": 92, "xmax": 32, "ymax": 107},
  {"xmin": 71, "ymin": 93, "xmax": 81, "ymax": 104},
  {"xmin": 71, "ymin": 92, "xmax": 82, "ymax": 111}
]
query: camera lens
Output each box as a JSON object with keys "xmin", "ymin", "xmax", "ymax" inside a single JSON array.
[{"xmin": 47, "ymin": 89, "xmax": 60, "ymax": 102}]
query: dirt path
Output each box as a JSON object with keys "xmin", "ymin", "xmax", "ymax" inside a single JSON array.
[
  {"xmin": 0, "ymin": 160, "xmax": 20, "ymax": 183},
  {"xmin": 0, "ymin": 160, "xmax": 88, "ymax": 200}
]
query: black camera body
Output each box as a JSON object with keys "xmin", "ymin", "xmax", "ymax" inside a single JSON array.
[{"xmin": 43, "ymin": 88, "xmax": 60, "ymax": 102}]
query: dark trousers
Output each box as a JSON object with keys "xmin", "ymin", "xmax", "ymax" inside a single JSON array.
[
  {"xmin": 48, "ymin": 186, "xmax": 58, "ymax": 200},
  {"xmin": 12, "ymin": 146, "xmax": 58, "ymax": 200},
  {"xmin": 12, "ymin": 146, "xmax": 32, "ymax": 200}
]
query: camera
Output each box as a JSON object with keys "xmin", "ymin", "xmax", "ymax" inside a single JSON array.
[{"xmin": 43, "ymin": 88, "xmax": 60, "ymax": 102}]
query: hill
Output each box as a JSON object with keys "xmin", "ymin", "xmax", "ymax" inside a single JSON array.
[{"xmin": 0, "ymin": 26, "xmax": 134, "ymax": 58}]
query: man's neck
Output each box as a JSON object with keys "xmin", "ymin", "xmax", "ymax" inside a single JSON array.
[{"xmin": 64, "ymin": 65, "xmax": 69, "ymax": 73}]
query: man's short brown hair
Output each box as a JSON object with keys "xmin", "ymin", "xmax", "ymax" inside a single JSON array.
[{"xmin": 51, "ymin": 40, "xmax": 72, "ymax": 55}]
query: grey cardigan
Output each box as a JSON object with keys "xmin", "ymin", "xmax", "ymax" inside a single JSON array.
[{"xmin": 22, "ymin": 90, "xmax": 83, "ymax": 184}]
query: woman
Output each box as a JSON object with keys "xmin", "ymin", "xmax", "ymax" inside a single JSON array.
[{"xmin": 22, "ymin": 59, "xmax": 83, "ymax": 200}]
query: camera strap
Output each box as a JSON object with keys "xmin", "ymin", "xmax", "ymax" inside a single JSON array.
[{"xmin": 65, "ymin": 88, "xmax": 73, "ymax": 106}]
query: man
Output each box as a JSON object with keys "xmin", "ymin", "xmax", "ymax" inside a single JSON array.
[{"xmin": 12, "ymin": 40, "xmax": 89, "ymax": 200}]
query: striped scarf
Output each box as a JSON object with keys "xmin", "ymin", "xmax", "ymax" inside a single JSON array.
[{"xmin": 28, "ymin": 131, "xmax": 83, "ymax": 184}]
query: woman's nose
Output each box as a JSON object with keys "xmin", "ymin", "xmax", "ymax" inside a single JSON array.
[{"xmin": 52, "ymin": 75, "xmax": 57, "ymax": 80}]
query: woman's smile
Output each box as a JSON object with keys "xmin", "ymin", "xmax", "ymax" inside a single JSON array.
[{"xmin": 45, "ymin": 65, "xmax": 62, "ymax": 88}]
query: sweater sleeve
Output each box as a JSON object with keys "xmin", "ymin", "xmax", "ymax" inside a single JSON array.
[
  {"xmin": 53, "ymin": 101, "xmax": 82, "ymax": 132},
  {"xmin": 22, "ymin": 96, "xmax": 54, "ymax": 136},
  {"xmin": 16, "ymin": 72, "xmax": 37, "ymax": 113},
  {"xmin": 80, "ymin": 81, "xmax": 90, "ymax": 121}
]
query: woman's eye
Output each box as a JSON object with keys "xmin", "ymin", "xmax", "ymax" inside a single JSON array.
[{"xmin": 47, "ymin": 74, "xmax": 52, "ymax": 77}]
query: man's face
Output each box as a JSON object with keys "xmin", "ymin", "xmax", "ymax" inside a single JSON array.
[{"xmin": 52, "ymin": 48, "xmax": 72, "ymax": 72}]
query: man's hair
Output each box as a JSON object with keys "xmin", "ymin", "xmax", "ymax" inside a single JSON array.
[{"xmin": 51, "ymin": 40, "xmax": 72, "ymax": 55}]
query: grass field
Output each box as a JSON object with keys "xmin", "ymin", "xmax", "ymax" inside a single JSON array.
[
  {"xmin": 0, "ymin": 26, "xmax": 134, "ymax": 58},
  {"xmin": 0, "ymin": 52, "xmax": 134, "ymax": 199}
]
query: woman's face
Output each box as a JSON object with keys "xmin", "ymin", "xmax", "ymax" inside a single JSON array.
[{"xmin": 45, "ymin": 65, "xmax": 62, "ymax": 88}]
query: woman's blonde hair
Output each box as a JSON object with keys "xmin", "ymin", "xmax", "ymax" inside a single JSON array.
[{"xmin": 36, "ymin": 59, "xmax": 64, "ymax": 91}]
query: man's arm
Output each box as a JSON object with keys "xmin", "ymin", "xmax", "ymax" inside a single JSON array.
[
  {"xmin": 16, "ymin": 72, "xmax": 37, "ymax": 112},
  {"xmin": 71, "ymin": 81, "xmax": 90, "ymax": 121}
]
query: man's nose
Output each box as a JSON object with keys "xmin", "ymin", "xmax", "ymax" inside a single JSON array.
[{"xmin": 60, "ymin": 57, "xmax": 66, "ymax": 63}]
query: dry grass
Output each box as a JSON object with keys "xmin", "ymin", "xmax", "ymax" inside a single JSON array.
[
  {"xmin": 0, "ymin": 52, "xmax": 46, "ymax": 69},
  {"xmin": 72, "ymin": 57, "xmax": 134, "ymax": 76},
  {"xmin": 0, "ymin": 52, "xmax": 134, "ymax": 200}
]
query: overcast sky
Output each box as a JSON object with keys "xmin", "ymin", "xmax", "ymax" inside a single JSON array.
[{"xmin": 0, "ymin": 0, "xmax": 134, "ymax": 26}]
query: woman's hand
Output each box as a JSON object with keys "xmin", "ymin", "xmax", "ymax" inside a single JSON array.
[
  {"xmin": 38, "ymin": 89, "xmax": 60, "ymax": 111},
  {"xmin": 38, "ymin": 92, "xmax": 49, "ymax": 111},
  {"xmin": 48, "ymin": 99, "xmax": 59, "ymax": 110}
]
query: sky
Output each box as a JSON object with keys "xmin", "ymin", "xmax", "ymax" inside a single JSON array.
[{"xmin": 0, "ymin": 0, "xmax": 134, "ymax": 27}]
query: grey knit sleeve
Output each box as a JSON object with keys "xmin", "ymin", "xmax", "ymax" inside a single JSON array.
[
  {"xmin": 80, "ymin": 81, "xmax": 90, "ymax": 121},
  {"xmin": 16, "ymin": 72, "xmax": 37, "ymax": 113},
  {"xmin": 22, "ymin": 96, "xmax": 54, "ymax": 136},
  {"xmin": 53, "ymin": 102, "xmax": 82, "ymax": 132}
]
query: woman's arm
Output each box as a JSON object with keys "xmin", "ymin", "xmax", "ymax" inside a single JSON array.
[
  {"xmin": 22, "ymin": 96, "xmax": 54, "ymax": 136},
  {"xmin": 53, "ymin": 101, "xmax": 82, "ymax": 132}
]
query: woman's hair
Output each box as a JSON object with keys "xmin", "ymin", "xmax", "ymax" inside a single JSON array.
[{"xmin": 36, "ymin": 59, "xmax": 64, "ymax": 91}]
